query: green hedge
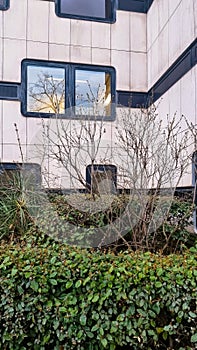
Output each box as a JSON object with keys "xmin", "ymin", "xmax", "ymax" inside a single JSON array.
[{"xmin": 0, "ymin": 240, "xmax": 196, "ymax": 349}]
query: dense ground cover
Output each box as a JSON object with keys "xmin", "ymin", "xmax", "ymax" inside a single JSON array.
[
  {"xmin": 0, "ymin": 179, "xmax": 197, "ymax": 349},
  {"xmin": 0, "ymin": 236, "xmax": 196, "ymax": 350}
]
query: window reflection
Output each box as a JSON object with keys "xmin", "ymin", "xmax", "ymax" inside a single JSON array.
[
  {"xmin": 60, "ymin": 0, "xmax": 110, "ymax": 19},
  {"xmin": 75, "ymin": 70, "xmax": 111, "ymax": 117},
  {"xmin": 27, "ymin": 66, "xmax": 65, "ymax": 114}
]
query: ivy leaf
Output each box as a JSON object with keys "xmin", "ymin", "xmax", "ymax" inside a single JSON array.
[
  {"xmin": 101, "ymin": 338, "xmax": 108, "ymax": 348},
  {"xmin": 11, "ymin": 268, "xmax": 18, "ymax": 277},
  {"xmin": 30, "ymin": 280, "xmax": 39, "ymax": 292},
  {"xmin": 80, "ymin": 314, "xmax": 87, "ymax": 326},
  {"xmin": 191, "ymin": 333, "xmax": 197, "ymax": 343},
  {"xmin": 66, "ymin": 281, "xmax": 73, "ymax": 289},
  {"xmin": 92, "ymin": 294, "xmax": 99, "ymax": 303},
  {"xmin": 75, "ymin": 280, "xmax": 82, "ymax": 288},
  {"xmin": 49, "ymin": 279, "xmax": 58, "ymax": 285}
]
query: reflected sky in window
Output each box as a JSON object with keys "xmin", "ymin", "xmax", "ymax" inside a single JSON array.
[
  {"xmin": 75, "ymin": 69, "xmax": 111, "ymax": 116},
  {"xmin": 60, "ymin": 0, "xmax": 106, "ymax": 18}
]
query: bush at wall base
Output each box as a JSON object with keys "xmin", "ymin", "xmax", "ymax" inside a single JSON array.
[{"xmin": 0, "ymin": 240, "xmax": 196, "ymax": 350}]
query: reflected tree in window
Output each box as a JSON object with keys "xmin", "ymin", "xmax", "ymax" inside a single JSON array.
[
  {"xmin": 27, "ymin": 66, "xmax": 65, "ymax": 114},
  {"xmin": 75, "ymin": 70, "xmax": 111, "ymax": 117}
]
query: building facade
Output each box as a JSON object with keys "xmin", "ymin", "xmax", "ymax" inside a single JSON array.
[{"xmin": 0, "ymin": 0, "xmax": 197, "ymax": 189}]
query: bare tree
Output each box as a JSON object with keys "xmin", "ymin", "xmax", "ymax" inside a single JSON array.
[
  {"xmin": 40, "ymin": 116, "xmax": 111, "ymax": 196},
  {"xmin": 28, "ymin": 72, "xmax": 65, "ymax": 114},
  {"xmin": 114, "ymin": 105, "xmax": 195, "ymax": 251},
  {"xmin": 27, "ymin": 71, "xmax": 196, "ymax": 250}
]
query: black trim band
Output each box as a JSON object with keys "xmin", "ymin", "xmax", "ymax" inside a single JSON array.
[
  {"xmin": 118, "ymin": 0, "xmax": 154, "ymax": 13},
  {"xmin": 0, "ymin": 82, "xmax": 21, "ymax": 101},
  {"xmin": 117, "ymin": 91, "xmax": 147, "ymax": 108},
  {"xmin": 0, "ymin": 38, "xmax": 196, "ymax": 109},
  {"xmin": 148, "ymin": 38, "xmax": 197, "ymax": 105}
]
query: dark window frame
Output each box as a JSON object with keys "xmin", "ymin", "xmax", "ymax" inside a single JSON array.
[
  {"xmin": 0, "ymin": 163, "xmax": 42, "ymax": 187},
  {"xmin": 0, "ymin": 0, "xmax": 9, "ymax": 11},
  {"xmin": 55, "ymin": 0, "xmax": 116, "ymax": 23},
  {"xmin": 21, "ymin": 59, "xmax": 116, "ymax": 121}
]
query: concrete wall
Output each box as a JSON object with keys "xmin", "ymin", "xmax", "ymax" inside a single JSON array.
[
  {"xmin": 0, "ymin": 0, "xmax": 196, "ymax": 188},
  {"xmin": 147, "ymin": 0, "xmax": 196, "ymax": 88}
]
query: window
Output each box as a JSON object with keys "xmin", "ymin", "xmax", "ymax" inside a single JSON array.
[
  {"xmin": 0, "ymin": 0, "xmax": 9, "ymax": 10},
  {"xmin": 55, "ymin": 0, "xmax": 116, "ymax": 23},
  {"xmin": 21, "ymin": 60, "xmax": 116, "ymax": 120},
  {"xmin": 0, "ymin": 163, "xmax": 41, "ymax": 188},
  {"xmin": 86, "ymin": 164, "xmax": 117, "ymax": 194},
  {"xmin": 26, "ymin": 65, "xmax": 66, "ymax": 115},
  {"xmin": 75, "ymin": 68, "xmax": 112, "ymax": 117}
]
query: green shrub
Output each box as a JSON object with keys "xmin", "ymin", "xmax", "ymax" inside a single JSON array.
[
  {"xmin": 0, "ymin": 181, "xmax": 196, "ymax": 253},
  {"xmin": 0, "ymin": 241, "xmax": 196, "ymax": 349},
  {"xmin": 44, "ymin": 194, "xmax": 196, "ymax": 253}
]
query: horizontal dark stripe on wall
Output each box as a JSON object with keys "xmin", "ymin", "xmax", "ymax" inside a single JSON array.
[
  {"xmin": 117, "ymin": 91, "xmax": 148, "ymax": 108},
  {"xmin": 148, "ymin": 38, "xmax": 197, "ymax": 104},
  {"xmin": 118, "ymin": 0, "xmax": 154, "ymax": 13},
  {"xmin": 0, "ymin": 82, "xmax": 20, "ymax": 100},
  {"xmin": 0, "ymin": 39, "xmax": 196, "ymax": 108}
]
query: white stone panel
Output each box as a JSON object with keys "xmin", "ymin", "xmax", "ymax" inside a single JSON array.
[
  {"xmin": 71, "ymin": 20, "xmax": 91, "ymax": 47},
  {"xmin": 169, "ymin": 80, "xmax": 181, "ymax": 117},
  {"xmin": 147, "ymin": 0, "xmax": 159, "ymax": 50},
  {"xmin": 70, "ymin": 45, "xmax": 91, "ymax": 64},
  {"xmin": 26, "ymin": 118, "xmax": 43, "ymax": 145},
  {"xmin": 111, "ymin": 50, "xmax": 130, "ymax": 90},
  {"xmin": 27, "ymin": 41, "xmax": 48, "ymax": 60},
  {"xmin": 181, "ymin": 0, "xmax": 195, "ymax": 52},
  {"xmin": 91, "ymin": 48, "xmax": 110, "ymax": 66},
  {"xmin": 180, "ymin": 69, "xmax": 196, "ymax": 124},
  {"xmin": 49, "ymin": 3, "xmax": 70, "ymax": 45},
  {"xmin": 130, "ymin": 52, "xmax": 147, "ymax": 91},
  {"xmin": 4, "ymin": 0, "xmax": 27, "ymax": 40},
  {"xmin": 111, "ymin": 11, "xmax": 130, "ymax": 51},
  {"xmin": 27, "ymin": 0, "xmax": 49, "ymax": 42},
  {"xmin": 0, "ymin": 11, "xmax": 2, "ymax": 38},
  {"xmin": 3, "ymin": 39, "xmax": 26, "ymax": 81},
  {"xmin": 149, "ymin": 37, "xmax": 159, "ymax": 87},
  {"xmin": 155, "ymin": 90, "xmax": 170, "ymax": 121},
  {"xmin": 130, "ymin": 13, "xmax": 146, "ymax": 52},
  {"xmin": 147, "ymin": 46, "xmax": 152, "ymax": 90},
  {"xmin": 168, "ymin": 3, "xmax": 182, "ymax": 66},
  {"xmin": 0, "ymin": 37, "xmax": 2, "ymax": 80},
  {"xmin": 194, "ymin": 0, "xmax": 197, "ymax": 37},
  {"xmin": 169, "ymin": 0, "xmax": 182, "ymax": 17},
  {"xmin": 49, "ymin": 44, "xmax": 70, "ymax": 62},
  {"xmin": 2, "ymin": 101, "xmax": 27, "ymax": 144},
  {"xmin": 92, "ymin": 22, "xmax": 110, "ymax": 49},
  {"xmin": 158, "ymin": 0, "xmax": 169, "ymax": 32},
  {"xmin": 158, "ymin": 25, "xmax": 169, "ymax": 77},
  {"xmin": 2, "ymin": 144, "xmax": 27, "ymax": 163}
]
